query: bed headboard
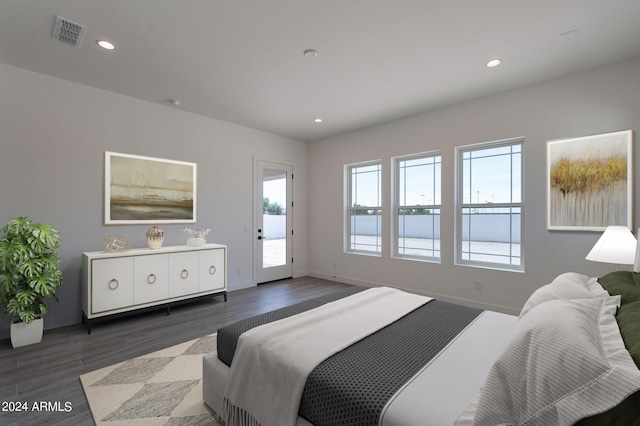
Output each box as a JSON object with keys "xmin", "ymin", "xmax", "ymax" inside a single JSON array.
[
  {"xmin": 576, "ymin": 271, "xmax": 640, "ymax": 425},
  {"xmin": 598, "ymin": 271, "xmax": 640, "ymax": 369}
]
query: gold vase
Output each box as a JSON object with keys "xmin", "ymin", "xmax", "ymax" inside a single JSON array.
[{"xmin": 146, "ymin": 226, "xmax": 165, "ymax": 249}]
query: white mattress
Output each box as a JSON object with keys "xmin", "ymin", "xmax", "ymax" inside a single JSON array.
[{"xmin": 203, "ymin": 310, "xmax": 517, "ymax": 426}]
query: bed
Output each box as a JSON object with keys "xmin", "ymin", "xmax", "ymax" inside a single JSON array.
[{"xmin": 202, "ymin": 272, "xmax": 640, "ymax": 425}]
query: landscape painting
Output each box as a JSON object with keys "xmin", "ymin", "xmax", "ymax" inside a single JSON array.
[
  {"xmin": 105, "ymin": 151, "xmax": 197, "ymax": 224},
  {"xmin": 547, "ymin": 130, "xmax": 632, "ymax": 231}
]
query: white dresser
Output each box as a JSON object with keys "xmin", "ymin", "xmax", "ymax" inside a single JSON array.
[{"xmin": 82, "ymin": 244, "xmax": 227, "ymax": 333}]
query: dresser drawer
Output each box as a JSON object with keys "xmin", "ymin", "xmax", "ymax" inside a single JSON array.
[
  {"xmin": 133, "ymin": 254, "xmax": 169, "ymax": 305},
  {"xmin": 199, "ymin": 249, "xmax": 225, "ymax": 291},
  {"xmin": 91, "ymin": 257, "xmax": 134, "ymax": 313},
  {"xmin": 169, "ymin": 251, "xmax": 200, "ymax": 297}
]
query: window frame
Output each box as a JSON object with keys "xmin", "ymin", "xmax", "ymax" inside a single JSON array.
[
  {"xmin": 345, "ymin": 160, "xmax": 383, "ymax": 256},
  {"xmin": 454, "ymin": 137, "xmax": 524, "ymax": 272},
  {"xmin": 392, "ymin": 151, "xmax": 442, "ymax": 262}
]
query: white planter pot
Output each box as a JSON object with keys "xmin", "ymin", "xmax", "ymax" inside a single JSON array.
[{"xmin": 10, "ymin": 317, "xmax": 43, "ymax": 348}]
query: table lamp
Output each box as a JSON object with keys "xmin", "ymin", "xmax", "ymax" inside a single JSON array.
[
  {"xmin": 634, "ymin": 228, "xmax": 640, "ymax": 273},
  {"xmin": 585, "ymin": 225, "xmax": 637, "ymax": 271}
]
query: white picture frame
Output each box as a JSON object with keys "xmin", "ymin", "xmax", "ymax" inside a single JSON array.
[
  {"xmin": 547, "ymin": 130, "xmax": 633, "ymax": 231},
  {"xmin": 105, "ymin": 151, "xmax": 197, "ymax": 225}
]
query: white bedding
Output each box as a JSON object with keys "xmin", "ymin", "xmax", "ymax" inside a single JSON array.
[
  {"xmin": 379, "ymin": 310, "xmax": 517, "ymax": 426},
  {"xmin": 203, "ymin": 309, "xmax": 517, "ymax": 426},
  {"xmin": 204, "ymin": 273, "xmax": 640, "ymax": 425},
  {"xmin": 455, "ymin": 295, "xmax": 640, "ymax": 425},
  {"xmin": 219, "ymin": 287, "xmax": 431, "ymax": 426}
]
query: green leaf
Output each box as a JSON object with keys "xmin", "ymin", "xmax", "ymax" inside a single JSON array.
[
  {"xmin": 4, "ymin": 217, "xmax": 31, "ymax": 236},
  {"xmin": 39, "ymin": 303, "xmax": 49, "ymax": 316},
  {"xmin": 15, "ymin": 288, "xmax": 36, "ymax": 305},
  {"xmin": 19, "ymin": 310, "xmax": 36, "ymax": 324},
  {"xmin": 12, "ymin": 242, "xmax": 30, "ymax": 264},
  {"xmin": 0, "ymin": 273, "xmax": 13, "ymax": 294},
  {"xmin": 31, "ymin": 224, "xmax": 61, "ymax": 250},
  {"xmin": 41, "ymin": 255, "xmax": 61, "ymax": 273},
  {"xmin": 6, "ymin": 298, "xmax": 20, "ymax": 317},
  {"xmin": 20, "ymin": 258, "xmax": 43, "ymax": 279},
  {"xmin": 31, "ymin": 276, "xmax": 54, "ymax": 297}
]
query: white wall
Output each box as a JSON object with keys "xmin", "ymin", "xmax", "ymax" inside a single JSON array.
[
  {"xmin": 2, "ymin": 56, "xmax": 639, "ymax": 338},
  {"xmin": 0, "ymin": 63, "xmax": 308, "ymax": 337},
  {"xmin": 308, "ymin": 56, "xmax": 640, "ymax": 315}
]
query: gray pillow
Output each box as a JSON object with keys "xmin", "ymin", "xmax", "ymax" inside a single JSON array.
[{"xmin": 455, "ymin": 296, "xmax": 640, "ymax": 426}]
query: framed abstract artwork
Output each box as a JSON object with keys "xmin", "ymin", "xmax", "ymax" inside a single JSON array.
[
  {"xmin": 547, "ymin": 130, "xmax": 632, "ymax": 231},
  {"xmin": 105, "ymin": 151, "xmax": 197, "ymax": 225}
]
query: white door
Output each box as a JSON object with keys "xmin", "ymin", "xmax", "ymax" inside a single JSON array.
[{"xmin": 255, "ymin": 159, "xmax": 293, "ymax": 283}]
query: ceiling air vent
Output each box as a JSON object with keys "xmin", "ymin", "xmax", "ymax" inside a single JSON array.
[{"xmin": 51, "ymin": 16, "xmax": 87, "ymax": 47}]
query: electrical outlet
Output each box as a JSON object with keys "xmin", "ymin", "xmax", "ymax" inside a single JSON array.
[{"xmin": 474, "ymin": 281, "xmax": 483, "ymax": 291}]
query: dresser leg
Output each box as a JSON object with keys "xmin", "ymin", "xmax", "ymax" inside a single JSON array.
[{"xmin": 82, "ymin": 313, "xmax": 92, "ymax": 334}]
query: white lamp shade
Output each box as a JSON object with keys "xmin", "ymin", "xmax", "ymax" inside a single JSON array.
[
  {"xmin": 634, "ymin": 228, "xmax": 640, "ymax": 273},
  {"xmin": 586, "ymin": 226, "xmax": 637, "ymax": 265}
]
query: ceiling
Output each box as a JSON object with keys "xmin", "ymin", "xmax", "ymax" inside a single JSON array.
[{"xmin": 2, "ymin": 1, "xmax": 640, "ymax": 142}]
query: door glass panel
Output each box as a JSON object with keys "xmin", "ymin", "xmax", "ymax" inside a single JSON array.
[{"xmin": 262, "ymin": 168, "xmax": 287, "ymax": 268}]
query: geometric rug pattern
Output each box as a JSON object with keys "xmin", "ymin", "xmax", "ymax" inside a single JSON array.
[{"xmin": 80, "ymin": 334, "xmax": 222, "ymax": 426}]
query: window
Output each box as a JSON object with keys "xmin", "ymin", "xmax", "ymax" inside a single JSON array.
[
  {"xmin": 346, "ymin": 161, "xmax": 382, "ymax": 254},
  {"xmin": 456, "ymin": 139, "xmax": 523, "ymax": 271},
  {"xmin": 394, "ymin": 152, "xmax": 441, "ymax": 261}
]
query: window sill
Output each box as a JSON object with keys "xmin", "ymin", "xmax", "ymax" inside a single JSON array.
[
  {"xmin": 454, "ymin": 261, "xmax": 524, "ymax": 273},
  {"xmin": 392, "ymin": 255, "xmax": 441, "ymax": 264},
  {"xmin": 345, "ymin": 250, "xmax": 382, "ymax": 258}
]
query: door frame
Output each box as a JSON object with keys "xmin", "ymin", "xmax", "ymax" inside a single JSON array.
[{"xmin": 254, "ymin": 156, "xmax": 294, "ymax": 284}]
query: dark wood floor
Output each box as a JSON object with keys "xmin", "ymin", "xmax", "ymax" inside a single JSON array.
[{"xmin": 0, "ymin": 276, "xmax": 351, "ymax": 426}]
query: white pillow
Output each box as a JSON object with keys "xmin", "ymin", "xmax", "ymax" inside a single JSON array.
[
  {"xmin": 519, "ymin": 272, "xmax": 609, "ymax": 318},
  {"xmin": 455, "ymin": 296, "xmax": 640, "ymax": 426}
]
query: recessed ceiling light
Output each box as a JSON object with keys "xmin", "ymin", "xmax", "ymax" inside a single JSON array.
[
  {"xmin": 314, "ymin": 118, "xmax": 323, "ymax": 123},
  {"xmin": 167, "ymin": 99, "xmax": 181, "ymax": 107},
  {"xmin": 96, "ymin": 40, "xmax": 115, "ymax": 50},
  {"xmin": 486, "ymin": 59, "xmax": 501, "ymax": 68},
  {"xmin": 304, "ymin": 49, "xmax": 319, "ymax": 58}
]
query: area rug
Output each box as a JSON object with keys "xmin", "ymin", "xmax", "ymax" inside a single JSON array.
[{"xmin": 80, "ymin": 334, "xmax": 222, "ymax": 425}]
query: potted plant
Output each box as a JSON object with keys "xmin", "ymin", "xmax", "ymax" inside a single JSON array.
[{"xmin": 0, "ymin": 217, "xmax": 63, "ymax": 348}]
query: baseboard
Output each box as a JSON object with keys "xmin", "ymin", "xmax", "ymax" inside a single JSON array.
[
  {"xmin": 308, "ymin": 270, "xmax": 376, "ymax": 288},
  {"xmin": 308, "ymin": 270, "xmax": 520, "ymax": 316},
  {"xmin": 227, "ymin": 280, "xmax": 255, "ymax": 292},
  {"xmin": 293, "ymin": 269, "xmax": 308, "ymax": 279}
]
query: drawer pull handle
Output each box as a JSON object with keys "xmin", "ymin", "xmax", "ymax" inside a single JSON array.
[
  {"xmin": 181, "ymin": 269, "xmax": 189, "ymax": 279},
  {"xmin": 148, "ymin": 273, "xmax": 157, "ymax": 284},
  {"xmin": 108, "ymin": 279, "xmax": 119, "ymax": 290},
  {"xmin": 209, "ymin": 265, "xmax": 217, "ymax": 275}
]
